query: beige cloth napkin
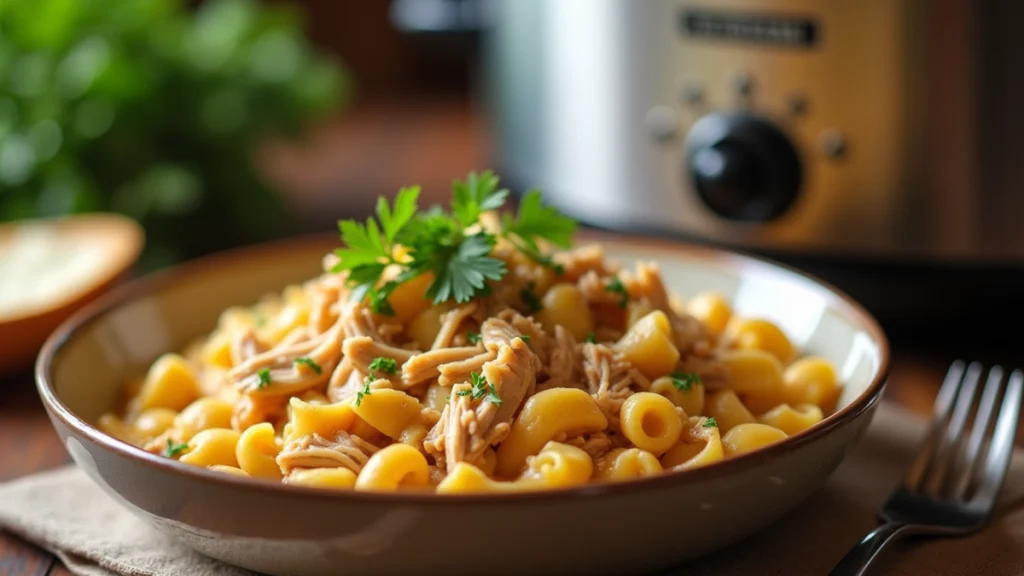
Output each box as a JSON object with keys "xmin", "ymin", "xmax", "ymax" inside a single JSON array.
[{"xmin": 2, "ymin": 401, "xmax": 1024, "ymax": 576}]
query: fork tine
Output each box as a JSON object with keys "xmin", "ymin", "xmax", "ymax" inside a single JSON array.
[
  {"xmin": 951, "ymin": 366, "xmax": 1003, "ymax": 500},
  {"xmin": 973, "ymin": 369, "xmax": 1023, "ymax": 508},
  {"xmin": 904, "ymin": 360, "xmax": 967, "ymax": 490},
  {"xmin": 923, "ymin": 361, "xmax": 983, "ymax": 497}
]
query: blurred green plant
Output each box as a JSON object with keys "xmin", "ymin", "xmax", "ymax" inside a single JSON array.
[{"xmin": 0, "ymin": 0, "xmax": 349, "ymax": 268}]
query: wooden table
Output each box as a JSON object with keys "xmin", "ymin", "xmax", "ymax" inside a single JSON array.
[{"xmin": 0, "ymin": 101, "xmax": 1015, "ymax": 575}]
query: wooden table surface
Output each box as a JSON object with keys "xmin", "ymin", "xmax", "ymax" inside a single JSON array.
[{"xmin": 0, "ymin": 101, "xmax": 1017, "ymax": 575}]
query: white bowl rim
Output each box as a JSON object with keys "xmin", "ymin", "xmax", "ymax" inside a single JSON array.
[{"xmin": 36, "ymin": 231, "xmax": 891, "ymax": 505}]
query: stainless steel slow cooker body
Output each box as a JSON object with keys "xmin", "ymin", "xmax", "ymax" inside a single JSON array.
[{"xmin": 485, "ymin": 0, "xmax": 1022, "ymax": 263}]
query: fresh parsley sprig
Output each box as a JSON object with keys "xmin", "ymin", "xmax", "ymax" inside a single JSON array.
[{"xmin": 330, "ymin": 171, "xmax": 577, "ymax": 314}]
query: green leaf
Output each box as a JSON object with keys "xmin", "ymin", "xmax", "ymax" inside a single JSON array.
[
  {"xmin": 163, "ymin": 439, "xmax": 189, "ymax": 458},
  {"xmin": 426, "ymin": 232, "xmax": 506, "ymax": 304},
  {"xmin": 333, "ymin": 218, "xmax": 389, "ymax": 271},
  {"xmin": 466, "ymin": 332, "xmax": 482, "ymax": 345},
  {"xmin": 368, "ymin": 356, "xmax": 398, "ymax": 375},
  {"xmin": 605, "ymin": 276, "xmax": 629, "ymax": 309},
  {"xmin": 377, "ymin": 186, "xmax": 419, "ymax": 245},
  {"xmin": 702, "ymin": 417, "xmax": 718, "ymax": 428},
  {"xmin": 257, "ymin": 368, "xmax": 271, "ymax": 389},
  {"xmin": 294, "ymin": 357, "xmax": 322, "ymax": 375},
  {"xmin": 451, "ymin": 170, "xmax": 509, "ymax": 226},
  {"xmin": 503, "ymin": 188, "xmax": 576, "ymax": 248},
  {"xmin": 670, "ymin": 371, "xmax": 701, "ymax": 392},
  {"xmin": 585, "ymin": 332, "xmax": 597, "ymax": 344}
]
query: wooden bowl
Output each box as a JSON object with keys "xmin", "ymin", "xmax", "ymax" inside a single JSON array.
[
  {"xmin": 0, "ymin": 213, "xmax": 143, "ymax": 374},
  {"xmin": 36, "ymin": 233, "xmax": 889, "ymax": 575}
]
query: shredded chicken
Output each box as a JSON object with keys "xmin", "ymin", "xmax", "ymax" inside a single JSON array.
[
  {"xmin": 229, "ymin": 327, "xmax": 266, "ymax": 366},
  {"xmin": 308, "ymin": 281, "xmax": 341, "ymax": 335},
  {"xmin": 577, "ymin": 270, "xmax": 625, "ymax": 307},
  {"xmin": 277, "ymin": 431, "xmax": 379, "ymax": 475},
  {"xmin": 554, "ymin": 245, "xmax": 619, "ymax": 282},
  {"xmin": 539, "ymin": 325, "xmax": 579, "ymax": 390},
  {"xmin": 431, "ymin": 303, "xmax": 478, "ymax": 349},
  {"xmin": 559, "ymin": 431, "xmax": 613, "ymax": 460},
  {"xmin": 437, "ymin": 350, "xmax": 497, "ymax": 387},
  {"xmin": 625, "ymin": 261, "xmax": 710, "ymax": 354},
  {"xmin": 581, "ymin": 343, "xmax": 642, "ymax": 396},
  {"xmin": 426, "ymin": 323, "xmax": 539, "ymax": 470},
  {"xmin": 343, "ymin": 336, "xmax": 417, "ymax": 377},
  {"xmin": 401, "ymin": 346, "xmax": 482, "ymax": 387}
]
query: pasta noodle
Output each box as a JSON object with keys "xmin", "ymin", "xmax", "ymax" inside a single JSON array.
[{"xmin": 101, "ymin": 188, "xmax": 843, "ymax": 493}]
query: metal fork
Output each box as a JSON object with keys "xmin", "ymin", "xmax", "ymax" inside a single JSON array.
[{"xmin": 830, "ymin": 360, "xmax": 1023, "ymax": 576}]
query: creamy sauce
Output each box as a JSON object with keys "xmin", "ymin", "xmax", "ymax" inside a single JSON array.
[{"xmin": 0, "ymin": 223, "xmax": 109, "ymax": 318}]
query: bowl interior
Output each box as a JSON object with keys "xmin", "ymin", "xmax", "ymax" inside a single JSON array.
[{"xmin": 47, "ymin": 235, "xmax": 884, "ymax": 431}]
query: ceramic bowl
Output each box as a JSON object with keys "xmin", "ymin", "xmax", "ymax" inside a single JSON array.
[{"xmin": 36, "ymin": 233, "xmax": 889, "ymax": 576}]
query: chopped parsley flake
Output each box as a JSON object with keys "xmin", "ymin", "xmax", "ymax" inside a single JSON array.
[
  {"xmin": 604, "ymin": 276, "xmax": 628, "ymax": 309},
  {"xmin": 256, "ymin": 368, "xmax": 271, "ymax": 389},
  {"xmin": 467, "ymin": 332, "xmax": 482, "ymax": 345},
  {"xmin": 164, "ymin": 439, "xmax": 189, "ymax": 458},
  {"xmin": 469, "ymin": 371, "xmax": 502, "ymax": 406},
  {"xmin": 294, "ymin": 357, "xmax": 323, "ymax": 375},
  {"xmin": 702, "ymin": 417, "xmax": 718, "ymax": 428},
  {"xmin": 368, "ymin": 357, "xmax": 398, "ymax": 374},
  {"xmin": 519, "ymin": 334, "xmax": 531, "ymax": 343},
  {"xmin": 585, "ymin": 332, "xmax": 597, "ymax": 344},
  {"xmin": 355, "ymin": 376, "xmax": 374, "ymax": 407},
  {"xmin": 670, "ymin": 371, "xmax": 701, "ymax": 392}
]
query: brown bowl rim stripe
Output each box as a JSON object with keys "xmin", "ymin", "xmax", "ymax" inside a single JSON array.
[{"xmin": 36, "ymin": 231, "xmax": 890, "ymax": 505}]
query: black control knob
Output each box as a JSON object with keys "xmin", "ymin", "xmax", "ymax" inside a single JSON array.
[{"xmin": 686, "ymin": 113, "xmax": 802, "ymax": 222}]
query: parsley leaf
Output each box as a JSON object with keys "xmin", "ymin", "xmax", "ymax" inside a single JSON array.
[
  {"xmin": 368, "ymin": 357, "xmax": 398, "ymax": 375},
  {"xmin": 377, "ymin": 186, "xmax": 420, "ymax": 245},
  {"xmin": 520, "ymin": 281, "xmax": 543, "ymax": 313},
  {"xmin": 426, "ymin": 232, "xmax": 506, "ymax": 304},
  {"xmin": 502, "ymin": 188, "xmax": 577, "ymax": 249},
  {"xmin": 518, "ymin": 334, "xmax": 531, "ymax": 343},
  {"xmin": 670, "ymin": 371, "xmax": 701, "ymax": 392},
  {"xmin": 294, "ymin": 357, "xmax": 323, "ymax": 375},
  {"xmin": 164, "ymin": 439, "xmax": 189, "ymax": 458},
  {"xmin": 256, "ymin": 368, "xmax": 271, "ymax": 389},
  {"xmin": 451, "ymin": 170, "xmax": 509, "ymax": 227},
  {"xmin": 356, "ymin": 376, "xmax": 373, "ymax": 407},
  {"xmin": 468, "ymin": 371, "xmax": 502, "ymax": 406},
  {"xmin": 331, "ymin": 171, "xmax": 577, "ymax": 310},
  {"xmin": 585, "ymin": 332, "xmax": 597, "ymax": 344},
  {"xmin": 703, "ymin": 417, "xmax": 718, "ymax": 428},
  {"xmin": 605, "ymin": 276, "xmax": 629, "ymax": 309},
  {"xmin": 466, "ymin": 332, "xmax": 482, "ymax": 345}
]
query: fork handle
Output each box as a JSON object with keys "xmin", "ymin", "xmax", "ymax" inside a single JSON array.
[{"xmin": 829, "ymin": 522, "xmax": 918, "ymax": 576}]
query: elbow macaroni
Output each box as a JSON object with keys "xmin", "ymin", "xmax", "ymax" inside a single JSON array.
[{"xmin": 102, "ymin": 234, "xmax": 843, "ymax": 493}]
